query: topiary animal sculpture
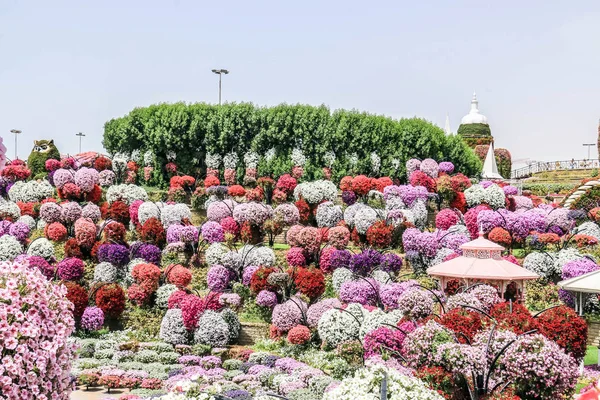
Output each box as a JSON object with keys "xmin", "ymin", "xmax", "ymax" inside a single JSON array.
[{"xmin": 28, "ymin": 139, "xmax": 61, "ymax": 178}]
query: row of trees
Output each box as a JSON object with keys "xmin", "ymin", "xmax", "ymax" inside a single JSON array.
[{"xmin": 103, "ymin": 103, "xmax": 482, "ymax": 184}]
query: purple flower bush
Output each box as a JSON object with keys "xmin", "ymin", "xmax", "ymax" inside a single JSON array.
[
  {"xmin": 61, "ymin": 202, "xmax": 83, "ymax": 224},
  {"xmin": 256, "ymin": 290, "xmax": 278, "ymax": 308},
  {"xmin": 81, "ymin": 306, "xmax": 105, "ymax": 331},
  {"xmin": 306, "ymin": 298, "xmax": 342, "ymax": 328},
  {"xmin": 559, "ymin": 258, "xmax": 599, "ymax": 305},
  {"xmin": 420, "ymin": 158, "xmax": 439, "ymax": 178},
  {"xmin": 341, "ymin": 190, "xmax": 357, "ymax": 205},
  {"xmin": 207, "ymin": 265, "xmax": 231, "ymax": 291},
  {"xmin": 380, "ymin": 253, "xmax": 403, "ymax": 273},
  {"xmin": 8, "ymin": 222, "xmax": 29, "ymax": 242},
  {"xmin": 74, "ymin": 167, "xmax": 99, "ymax": 192},
  {"xmin": 97, "ymin": 243, "xmax": 130, "ymax": 267},
  {"xmin": 503, "ymin": 185, "xmax": 518, "ymax": 196},
  {"xmin": 130, "ymin": 242, "xmax": 162, "ymax": 264},
  {"xmin": 167, "ymin": 225, "xmax": 199, "ymax": 244},
  {"xmin": 339, "ymin": 279, "xmax": 380, "ymax": 306},
  {"xmin": 233, "ymin": 202, "xmax": 273, "ymax": 226},
  {"xmin": 39, "ymin": 202, "xmax": 62, "ymax": 224},
  {"xmin": 349, "ymin": 249, "xmax": 382, "ymax": 276},
  {"xmin": 438, "ymin": 161, "xmax": 455, "ymax": 174},
  {"xmin": 380, "ymin": 280, "xmax": 418, "ymax": 309},
  {"xmin": 271, "ymin": 298, "xmax": 307, "ymax": 332}
]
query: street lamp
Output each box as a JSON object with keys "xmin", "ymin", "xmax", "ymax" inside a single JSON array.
[
  {"xmin": 211, "ymin": 69, "xmax": 229, "ymax": 105},
  {"xmin": 10, "ymin": 129, "xmax": 21, "ymax": 159},
  {"xmin": 76, "ymin": 132, "xmax": 86, "ymax": 153},
  {"xmin": 583, "ymin": 143, "xmax": 595, "ymax": 160}
]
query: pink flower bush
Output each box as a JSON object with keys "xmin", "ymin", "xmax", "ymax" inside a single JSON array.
[
  {"xmin": 286, "ymin": 247, "xmax": 306, "ymax": 267},
  {"xmin": 0, "ymin": 261, "xmax": 77, "ymax": 398},
  {"xmin": 56, "ymin": 257, "xmax": 85, "ymax": 281},
  {"xmin": 435, "ymin": 209, "xmax": 460, "ymax": 230}
]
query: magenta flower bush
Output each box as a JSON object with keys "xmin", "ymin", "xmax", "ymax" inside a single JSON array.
[
  {"xmin": 0, "ymin": 261, "xmax": 77, "ymax": 398},
  {"xmin": 435, "ymin": 209, "xmax": 460, "ymax": 230},
  {"xmin": 363, "ymin": 326, "xmax": 407, "ymax": 358},
  {"xmin": 56, "ymin": 257, "xmax": 85, "ymax": 281}
]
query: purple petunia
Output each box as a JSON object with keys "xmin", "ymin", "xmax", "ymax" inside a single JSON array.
[
  {"xmin": 97, "ymin": 243, "xmax": 130, "ymax": 267},
  {"xmin": 81, "ymin": 306, "xmax": 104, "ymax": 331},
  {"xmin": 350, "ymin": 249, "xmax": 383, "ymax": 276},
  {"xmin": 201, "ymin": 221, "xmax": 225, "ymax": 244}
]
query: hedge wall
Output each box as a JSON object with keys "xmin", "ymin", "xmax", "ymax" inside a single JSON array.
[{"xmin": 103, "ymin": 103, "xmax": 482, "ymax": 186}]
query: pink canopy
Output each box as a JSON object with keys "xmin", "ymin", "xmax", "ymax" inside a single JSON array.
[{"xmin": 427, "ymin": 233, "xmax": 538, "ymax": 299}]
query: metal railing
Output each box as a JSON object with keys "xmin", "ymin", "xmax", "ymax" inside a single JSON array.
[{"xmin": 511, "ymin": 159, "xmax": 600, "ymax": 180}]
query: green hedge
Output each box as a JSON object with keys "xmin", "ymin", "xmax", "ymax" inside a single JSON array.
[{"xmin": 103, "ymin": 103, "xmax": 482, "ymax": 186}]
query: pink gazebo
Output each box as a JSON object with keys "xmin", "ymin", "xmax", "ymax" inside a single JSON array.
[{"xmin": 427, "ymin": 233, "xmax": 539, "ymax": 301}]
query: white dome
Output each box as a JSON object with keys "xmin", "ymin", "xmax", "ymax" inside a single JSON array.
[{"xmin": 460, "ymin": 92, "xmax": 488, "ymax": 125}]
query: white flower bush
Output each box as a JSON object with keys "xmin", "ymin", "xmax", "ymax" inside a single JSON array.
[
  {"xmin": 106, "ymin": 184, "xmax": 148, "ymax": 205},
  {"xmin": 464, "ymin": 184, "xmax": 486, "ymax": 207},
  {"xmin": 138, "ymin": 202, "xmax": 161, "ymax": 225},
  {"xmin": 316, "ymin": 201, "xmax": 343, "ymax": 228},
  {"xmin": 130, "ymin": 149, "xmax": 142, "ymax": 163},
  {"xmin": 354, "ymin": 206, "xmax": 379, "ymax": 234},
  {"xmin": 243, "ymin": 151, "xmax": 259, "ymax": 169},
  {"xmin": 554, "ymin": 248, "xmax": 582, "ymax": 273},
  {"xmin": 223, "ymin": 152, "xmax": 239, "ymax": 169},
  {"xmin": 194, "ymin": 311, "xmax": 230, "ymax": 347},
  {"xmin": 143, "ymin": 150, "xmax": 154, "ymax": 167},
  {"xmin": 385, "ymin": 196, "xmax": 406, "ymax": 211},
  {"xmin": 0, "ymin": 200, "xmax": 21, "ymax": 221},
  {"xmin": 359, "ymin": 308, "xmax": 403, "ymax": 338},
  {"xmin": 160, "ymin": 309, "xmax": 189, "ymax": 345},
  {"xmin": 332, "ymin": 268, "xmax": 353, "ymax": 292},
  {"xmin": 205, "ymin": 153, "xmax": 222, "ymax": 169},
  {"xmin": 485, "ymin": 184, "xmax": 506, "ymax": 210},
  {"xmin": 348, "ymin": 152, "xmax": 358, "ymax": 170},
  {"xmin": 344, "ymin": 203, "xmax": 368, "ymax": 227},
  {"xmin": 0, "ymin": 235, "xmax": 24, "ymax": 261},
  {"xmin": 27, "ymin": 238, "xmax": 54, "ymax": 259},
  {"xmin": 160, "ymin": 204, "xmax": 192, "ymax": 227},
  {"xmin": 265, "ymin": 148, "xmax": 276, "ymax": 162},
  {"xmin": 239, "ymin": 245, "xmax": 275, "ymax": 268},
  {"xmin": 205, "ymin": 243, "xmax": 228, "ymax": 266},
  {"xmin": 17, "ymin": 215, "xmax": 36, "ymax": 230},
  {"xmin": 291, "ymin": 148, "xmax": 307, "ymax": 167},
  {"xmin": 94, "ymin": 262, "xmax": 119, "ymax": 283},
  {"xmin": 523, "ymin": 252, "xmax": 557, "ymax": 280},
  {"xmin": 318, "ymin": 303, "xmax": 365, "ymax": 348},
  {"xmin": 294, "ymin": 180, "xmax": 337, "ymax": 204},
  {"xmin": 8, "ymin": 180, "xmax": 54, "ymax": 202},
  {"xmin": 323, "ymin": 364, "xmax": 444, "ymax": 400},
  {"xmin": 156, "ymin": 284, "xmax": 178, "ymax": 309},
  {"xmin": 323, "ymin": 151, "xmax": 336, "ymax": 168},
  {"xmin": 410, "ymin": 199, "xmax": 428, "ymax": 229},
  {"xmin": 166, "ymin": 151, "xmax": 177, "ymax": 162},
  {"xmin": 370, "ymin": 152, "xmax": 381, "ymax": 174}
]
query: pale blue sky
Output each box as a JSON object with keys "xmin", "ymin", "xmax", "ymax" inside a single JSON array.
[{"xmin": 1, "ymin": 1, "xmax": 599, "ymax": 168}]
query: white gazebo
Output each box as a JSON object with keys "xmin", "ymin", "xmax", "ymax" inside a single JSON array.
[
  {"xmin": 427, "ymin": 233, "xmax": 539, "ymax": 301},
  {"xmin": 558, "ymin": 270, "xmax": 600, "ymax": 316},
  {"xmin": 481, "ymin": 141, "xmax": 504, "ymax": 180}
]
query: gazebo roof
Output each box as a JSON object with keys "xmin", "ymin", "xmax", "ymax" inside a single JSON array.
[
  {"xmin": 558, "ymin": 270, "xmax": 600, "ymax": 294},
  {"xmin": 427, "ymin": 233, "xmax": 539, "ymax": 281}
]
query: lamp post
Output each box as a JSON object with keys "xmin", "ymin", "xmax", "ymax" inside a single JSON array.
[
  {"xmin": 583, "ymin": 143, "xmax": 595, "ymax": 160},
  {"xmin": 10, "ymin": 129, "xmax": 21, "ymax": 159},
  {"xmin": 211, "ymin": 69, "xmax": 229, "ymax": 105},
  {"xmin": 76, "ymin": 132, "xmax": 86, "ymax": 153}
]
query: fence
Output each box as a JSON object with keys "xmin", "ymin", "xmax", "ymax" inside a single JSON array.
[{"xmin": 511, "ymin": 159, "xmax": 600, "ymax": 180}]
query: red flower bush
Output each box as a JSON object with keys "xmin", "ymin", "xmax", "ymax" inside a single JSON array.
[
  {"xmin": 373, "ymin": 177, "xmax": 393, "ymax": 192},
  {"xmin": 489, "ymin": 302, "xmax": 539, "ymax": 335},
  {"xmin": 351, "ymin": 175, "xmax": 372, "ymax": 196},
  {"xmin": 293, "ymin": 267, "xmax": 325, "ymax": 300},
  {"xmin": 276, "ymin": 174, "xmax": 297, "ymax": 194},
  {"xmin": 128, "ymin": 281, "xmax": 157, "ymax": 306},
  {"xmin": 165, "ymin": 264, "xmax": 192, "ymax": 287},
  {"xmin": 287, "ymin": 325, "xmax": 311, "ymax": 345},
  {"xmin": 45, "ymin": 222, "xmax": 68, "ymax": 241},
  {"xmin": 17, "ymin": 201, "xmax": 38, "ymax": 218},
  {"xmin": 181, "ymin": 294, "xmax": 204, "ymax": 330},
  {"xmin": 409, "ymin": 170, "xmax": 436, "ymax": 192},
  {"xmin": 366, "ymin": 221, "xmax": 393, "ymax": 248},
  {"xmin": 140, "ymin": 217, "xmax": 166, "ymax": 246},
  {"xmin": 537, "ymin": 232, "xmax": 560, "ymax": 245},
  {"xmin": 45, "ymin": 159, "xmax": 62, "ymax": 172},
  {"xmin": 93, "ymin": 156, "xmax": 112, "ymax": 171},
  {"xmin": 450, "ymin": 192, "xmax": 467, "ymax": 213},
  {"xmin": 339, "ymin": 176, "xmax": 353, "ymax": 191},
  {"xmin": 1, "ymin": 164, "xmax": 31, "ymax": 181},
  {"xmin": 245, "ymin": 187, "xmax": 264, "ymax": 202},
  {"xmin": 440, "ymin": 308, "xmax": 483, "ymax": 344},
  {"xmin": 65, "ymin": 282, "xmax": 88, "ymax": 320},
  {"xmin": 132, "ymin": 263, "xmax": 161, "ymax": 284},
  {"xmin": 286, "ymin": 247, "xmax": 307, "ymax": 267},
  {"xmin": 104, "ymin": 221, "xmax": 126, "ymax": 243},
  {"xmin": 295, "ymin": 199, "xmax": 310, "ymax": 224},
  {"xmin": 488, "ymin": 227, "xmax": 512, "ymax": 247},
  {"xmin": 250, "ymin": 267, "xmax": 277, "ymax": 293},
  {"xmin": 64, "ymin": 238, "xmax": 84, "ymax": 258},
  {"xmin": 228, "ymin": 185, "xmax": 246, "ymax": 197},
  {"xmin": 108, "ymin": 200, "xmax": 130, "ymax": 225},
  {"xmin": 220, "ymin": 216, "xmax": 240, "ymax": 236},
  {"xmin": 537, "ymin": 305, "xmax": 588, "ymax": 360},
  {"xmin": 204, "ymin": 175, "xmax": 220, "ymax": 188},
  {"xmin": 75, "ymin": 218, "xmax": 97, "ymax": 249},
  {"xmin": 165, "ymin": 162, "xmax": 177, "ymax": 174},
  {"xmin": 95, "ymin": 283, "xmax": 126, "ymax": 319},
  {"xmin": 572, "ymin": 234, "xmax": 598, "ymax": 248},
  {"xmin": 60, "ymin": 183, "xmax": 82, "ymax": 201},
  {"xmin": 451, "ymin": 173, "xmax": 472, "ymax": 192},
  {"xmin": 85, "ymin": 184, "xmax": 102, "ymax": 204}
]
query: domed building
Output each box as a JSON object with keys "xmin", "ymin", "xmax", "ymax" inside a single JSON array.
[
  {"xmin": 457, "ymin": 93, "xmax": 493, "ymax": 147},
  {"xmin": 455, "ymin": 93, "xmax": 512, "ymax": 179}
]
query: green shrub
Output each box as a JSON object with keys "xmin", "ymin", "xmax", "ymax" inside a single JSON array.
[
  {"xmin": 103, "ymin": 103, "xmax": 482, "ymax": 185},
  {"xmin": 457, "ymin": 123, "xmax": 492, "ymax": 138},
  {"xmin": 122, "ymin": 307, "xmax": 164, "ymax": 341},
  {"xmin": 525, "ymin": 280, "xmax": 560, "ymax": 312}
]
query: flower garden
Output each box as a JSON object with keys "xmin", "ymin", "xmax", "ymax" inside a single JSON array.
[{"xmin": 1, "ymin": 143, "xmax": 600, "ymax": 400}]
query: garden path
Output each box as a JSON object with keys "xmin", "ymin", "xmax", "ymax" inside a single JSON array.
[{"xmin": 70, "ymin": 388, "xmax": 130, "ymax": 399}]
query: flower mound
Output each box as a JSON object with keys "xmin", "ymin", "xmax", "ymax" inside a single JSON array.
[
  {"xmin": 287, "ymin": 325, "xmax": 311, "ymax": 345},
  {"xmin": 80, "ymin": 306, "xmax": 105, "ymax": 331},
  {"xmin": 0, "ymin": 261, "xmax": 77, "ymax": 399},
  {"xmin": 537, "ymin": 305, "xmax": 588, "ymax": 360}
]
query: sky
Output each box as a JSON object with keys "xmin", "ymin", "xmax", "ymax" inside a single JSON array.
[{"xmin": 1, "ymin": 0, "xmax": 600, "ymax": 168}]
